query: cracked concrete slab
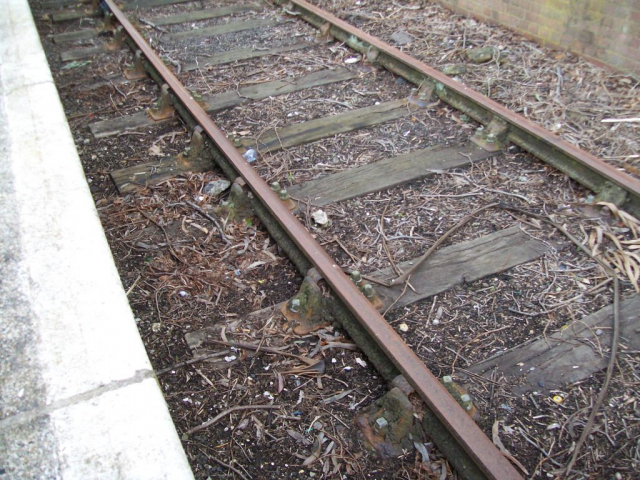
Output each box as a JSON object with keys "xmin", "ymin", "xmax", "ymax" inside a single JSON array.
[{"xmin": 0, "ymin": 0, "xmax": 193, "ymax": 478}]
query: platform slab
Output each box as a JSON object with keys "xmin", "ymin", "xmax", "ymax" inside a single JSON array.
[{"xmin": 0, "ymin": 0, "xmax": 193, "ymax": 478}]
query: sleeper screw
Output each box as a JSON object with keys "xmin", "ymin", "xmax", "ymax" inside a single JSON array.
[
  {"xmin": 279, "ymin": 189, "xmax": 290, "ymax": 201},
  {"xmin": 271, "ymin": 181, "xmax": 282, "ymax": 193},
  {"xmin": 290, "ymin": 298, "xmax": 301, "ymax": 313},
  {"xmin": 233, "ymin": 137, "xmax": 242, "ymax": 147},
  {"xmin": 486, "ymin": 133, "xmax": 496, "ymax": 143},
  {"xmin": 350, "ymin": 271, "xmax": 362, "ymax": 284},
  {"xmin": 363, "ymin": 284, "xmax": 375, "ymax": 299}
]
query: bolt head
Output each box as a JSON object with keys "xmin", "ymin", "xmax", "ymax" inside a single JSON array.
[
  {"xmin": 350, "ymin": 271, "xmax": 362, "ymax": 283},
  {"xmin": 290, "ymin": 298, "xmax": 301, "ymax": 312},
  {"xmin": 363, "ymin": 284, "xmax": 374, "ymax": 298},
  {"xmin": 375, "ymin": 417, "xmax": 388, "ymax": 429},
  {"xmin": 279, "ymin": 189, "xmax": 289, "ymax": 201},
  {"xmin": 486, "ymin": 133, "xmax": 496, "ymax": 143},
  {"xmin": 460, "ymin": 394, "xmax": 471, "ymax": 402},
  {"xmin": 442, "ymin": 375, "xmax": 453, "ymax": 384},
  {"xmin": 270, "ymin": 181, "xmax": 281, "ymax": 192},
  {"xmin": 233, "ymin": 137, "xmax": 242, "ymax": 147}
]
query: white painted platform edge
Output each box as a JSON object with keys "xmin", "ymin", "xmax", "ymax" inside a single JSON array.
[{"xmin": 0, "ymin": 0, "xmax": 194, "ymax": 477}]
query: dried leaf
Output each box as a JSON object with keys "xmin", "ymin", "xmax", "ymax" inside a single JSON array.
[
  {"xmin": 492, "ymin": 421, "xmax": 529, "ymax": 475},
  {"xmin": 322, "ymin": 389, "xmax": 354, "ymax": 405},
  {"xmin": 148, "ymin": 144, "xmax": 163, "ymax": 156},
  {"xmin": 302, "ymin": 435, "xmax": 323, "ymax": 466},
  {"xmin": 277, "ymin": 372, "xmax": 284, "ymax": 394},
  {"xmin": 287, "ymin": 429, "xmax": 312, "ymax": 445}
]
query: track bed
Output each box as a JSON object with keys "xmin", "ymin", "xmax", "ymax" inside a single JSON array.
[{"xmin": 31, "ymin": 0, "xmax": 640, "ymax": 478}]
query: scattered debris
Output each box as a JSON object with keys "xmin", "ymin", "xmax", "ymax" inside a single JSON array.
[
  {"xmin": 311, "ymin": 209, "xmax": 329, "ymax": 226},
  {"xmin": 465, "ymin": 46, "xmax": 499, "ymax": 64},
  {"xmin": 390, "ymin": 30, "xmax": 413, "ymax": 46},
  {"xmin": 203, "ymin": 179, "xmax": 231, "ymax": 196},
  {"xmin": 442, "ymin": 64, "xmax": 467, "ymax": 76}
]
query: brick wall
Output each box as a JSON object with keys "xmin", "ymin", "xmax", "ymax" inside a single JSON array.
[{"xmin": 436, "ymin": 0, "xmax": 640, "ymax": 77}]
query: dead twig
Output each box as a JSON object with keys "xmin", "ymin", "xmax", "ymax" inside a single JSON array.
[
  {"xmin": 156, "ymin": 351, "xmax": 230, "ymax": 376},
  {"xmin": 209, "ymin": 456, "xmax": 250, "ymax": 480},
  {"xmin": 183, "ymin": 200, "xmax": 231, "ymax": 245},
  {"xmin": 206, "ymin": 339, "xmax": 319, "ymax": 365},
  {"xmin": 140, "ymin": 211, "xmax": 186, "ymax": 264},
  {"xmin": 186, "ymin": 404, "xmax": 280, "ymax": 435},
  {"xmin": 379, "ymin": 200, "xmax": 403, "ymax": 278},
  {"xmin": 564, "ymin": 274, "xmax": 620, "ymax": 475},
  {"xmin": 383, "ymin": 274, "xmax": 411, "ymax": 316}
]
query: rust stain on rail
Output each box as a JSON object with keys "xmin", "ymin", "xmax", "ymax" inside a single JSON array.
[{"xmin": 103, "ymin": 1, "xmax": 523, "ymax": 478}]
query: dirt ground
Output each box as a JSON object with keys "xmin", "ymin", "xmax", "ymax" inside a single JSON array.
[{"xmin": 31, "ymin": 0, "xmax": 640, "ymax": 478}]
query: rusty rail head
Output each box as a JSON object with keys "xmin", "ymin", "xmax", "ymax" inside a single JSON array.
[
  {"xmin": 277, "ymin": 0, "xmax": 640, "ymax": 216},
  {"xmin": 103, "ymin": 1, "xmax": 523, "ymax": 478}
]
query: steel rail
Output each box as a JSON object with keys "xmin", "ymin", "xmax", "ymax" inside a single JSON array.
[
  {"xmin": 104, "ymin": 0, "xmax": 523, "ymax": 478},
  {"xmin": 274, "ymin": 0, "xmax": 640, "ymax": 218}
]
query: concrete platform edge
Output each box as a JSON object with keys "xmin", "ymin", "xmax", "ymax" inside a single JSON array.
[{"xmin": 0, "ymin": 0, "xmax": 194, "ymax": 478}]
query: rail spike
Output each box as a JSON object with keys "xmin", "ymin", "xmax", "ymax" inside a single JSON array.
[
  {"xmin": 105, "ymin": 25, "xmax": 124, "ymax": 51},
  {"xmin": 217, "ymin": 179, "xmax": 254, "ymax": 222},
  {"xmin": 124, "ymin": 50, "xmax": 147, "ymax": 80},
  {"xmin": 281, "ymin": 268, "xmax": 334, "ymax": 335},
  {"xmin": 100, "ymin": 12, "xmax": 116, "ymax": 33},
  {"xmin": 146, "ymin": 84, "xmax": 174, "ymax": 121},
  {"xmin": 471, "ymin": 116, "xmax": 510, "ymax": 152},
  {"xmin": 314, "ymin": 22, "xmax": 333, "ymax": 44},
  {"xmin": 177, "ymin": 126, "xmax": 210, "ymax": 166},
  {"xmin": 407, "ymin": 83, "xmax": 437, "ymax": 109}
]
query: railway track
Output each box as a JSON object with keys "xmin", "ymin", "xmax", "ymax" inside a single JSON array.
[{"xmin": 34, "ymin": 0, "xmax": 640, "ymax": 478}]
